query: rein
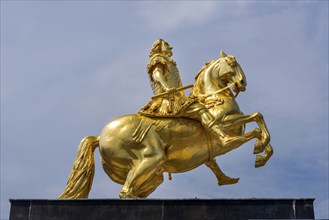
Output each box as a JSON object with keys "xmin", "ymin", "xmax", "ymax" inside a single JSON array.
[
  {"xmin": 199, "ymin": 83, "xmax": 240, "ymax": 99},
  {"xmin": 151, "ymin": 82, "xmax": 240, "ymax": 100}
]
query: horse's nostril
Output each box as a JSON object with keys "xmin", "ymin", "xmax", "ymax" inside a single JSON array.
[{"xmin": 240, "ymin": 79, "xmax": 244, "ymax": 84}]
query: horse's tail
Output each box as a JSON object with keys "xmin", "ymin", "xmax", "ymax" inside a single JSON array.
[{"xmin": 59, "ymin": 136, "xmax": 100, "ymax": 198}]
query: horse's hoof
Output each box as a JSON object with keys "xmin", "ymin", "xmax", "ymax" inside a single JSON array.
[
  {"xmin": 119, "ymin": 191, "xmax": 126, "ymax": 198},
  {"xmin": 253, "ymin": 140, "xmax": 265, "ymax": 154},
  {"xmin": 265, "ymin": 144, "xmax": 274, "ymax": 158},
  {"xmin": 255, "ymin": 155, "xmax": 265, "ymax": 168},
  {"xmin": 218, "ymin": 177, "xmax": 240, "ymax": 186},
  {"xmin": 119, "ymin": 190, "xmax": 138, "ymax": 199},
  {"xmin": 254, "ymin": 128, "xmax": 262, "ymax": 138}
]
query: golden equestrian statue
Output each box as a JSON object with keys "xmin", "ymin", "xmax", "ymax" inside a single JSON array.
[{"xmin": 59, "ymin": 39, "xmax": 273, "ymax": 199}]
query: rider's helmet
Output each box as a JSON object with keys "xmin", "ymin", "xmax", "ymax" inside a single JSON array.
[{"xmin": 149, "ymin": 39, "xmax": 173, "ymax": 57}]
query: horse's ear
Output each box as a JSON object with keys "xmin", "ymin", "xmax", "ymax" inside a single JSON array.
[{"xmin": 220, "ymin": 51, "xmax": 227, "ymax": 58}]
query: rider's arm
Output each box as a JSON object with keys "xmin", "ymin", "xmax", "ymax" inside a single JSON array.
[{"xmin": 152, "ymin": 64, "xmax": 172, "ymax": 92}]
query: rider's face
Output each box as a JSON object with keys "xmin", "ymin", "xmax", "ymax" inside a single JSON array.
[{"xmin": 162, "ymin": 42, "xmax": 173, "ymax": 57}]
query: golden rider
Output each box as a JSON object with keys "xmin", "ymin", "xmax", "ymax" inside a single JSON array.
[{"xmin": 140, "ymin": 39, "xmax": 243, "ymax": 146}]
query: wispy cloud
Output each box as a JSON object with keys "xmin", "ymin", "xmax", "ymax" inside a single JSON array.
[{"xmin": 137, "ymin": 2, "xmax": 218, "ymax": 32}]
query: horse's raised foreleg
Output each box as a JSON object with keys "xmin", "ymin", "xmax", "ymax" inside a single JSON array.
[
  {"xmin": 218, "ymin": 128, "xmax": 260, "ymax": 155},
  {"xmin": 205, "ymin": 158, "xmax": 239, "ymax": 186},
  {"xmin": 255, "ymin": 144, "xmax": 274, "ymax": 167},
  {"xmin": 222, "ymin": 112, "xmax": 271, "ymax": 154}
]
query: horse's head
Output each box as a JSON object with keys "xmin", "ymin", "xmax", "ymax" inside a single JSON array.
[
  {"xmin": 192, "ymin": 51, "xmax": 247, "ymax": 99},
  {"xmin": 218, "ymin": 51, "xmax": 247, "ymax": 93}
]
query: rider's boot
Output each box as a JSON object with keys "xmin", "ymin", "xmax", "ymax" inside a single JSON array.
[
  {"xmin": 208, "ymin": 123, "xmax": 245, "ymax": 147},
  {"xmin": 198, "ymin": 109, "xmax": 244, "ymax": 147}
]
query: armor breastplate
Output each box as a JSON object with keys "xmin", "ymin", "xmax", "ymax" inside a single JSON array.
[{"xmin": 147, "ymin": 54, "xmax": 184, "ymax": 96}]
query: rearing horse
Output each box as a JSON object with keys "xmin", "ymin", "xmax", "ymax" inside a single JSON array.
[{"xmin": 59, "ymin": 51, "xmax": 273, "ymax": 199}]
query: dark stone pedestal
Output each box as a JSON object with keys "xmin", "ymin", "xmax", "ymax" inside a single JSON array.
[{"xmin": 9, "ymin": 198, "xmax": 315, "ymax": 220}]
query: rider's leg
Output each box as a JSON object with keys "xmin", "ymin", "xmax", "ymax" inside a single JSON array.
[{"xmin": 182, "ymin": 103, "xmax": 245, "ymax": 147}]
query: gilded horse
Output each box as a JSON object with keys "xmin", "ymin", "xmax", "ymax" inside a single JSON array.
[{"xmin": 59, "ymin": 51, "xmax": 273, "ymax": 199}]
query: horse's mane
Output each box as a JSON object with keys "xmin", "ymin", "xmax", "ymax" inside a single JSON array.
[
  {"xmin": 194, "ymin": 60, "xmax": 216, "ymax": 81},
  {"xmin": 192, "ymin": 59, "xmax": 218, "ymax": 97}
]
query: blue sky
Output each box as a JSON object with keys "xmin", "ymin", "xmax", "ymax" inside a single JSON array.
[{"xmin": 1, "ymin": 1, "xmax": 328, "ymax": 219}]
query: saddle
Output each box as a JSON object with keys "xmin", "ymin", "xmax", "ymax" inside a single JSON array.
[
  {"xmin": 139, "ymin": 96, "xmax": 194, "ymax": 118},
  {"xmin": 132, "ymin": 115, "xmax": 200, "ymax": 144}
]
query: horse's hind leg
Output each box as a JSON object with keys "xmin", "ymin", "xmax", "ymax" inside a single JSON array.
[
  {"xmin": 120, "ymin": 157, "xmax": 165, "ymax": 198},
  {"xmin": 101, "ymin": 159, "xmax": 126, "ymax": 185},
  {"xmin": 135, "ymin": 173, "xmax": 164, "ymax": 198},
  {"xmin": 119, "ymin": 137, "xmax": 166, "ymax": 198}
]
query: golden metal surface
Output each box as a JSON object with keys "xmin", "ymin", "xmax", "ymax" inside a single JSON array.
[{"xmin": 59, "ymin": 39, "xmax": 273, "ymax": 199}]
